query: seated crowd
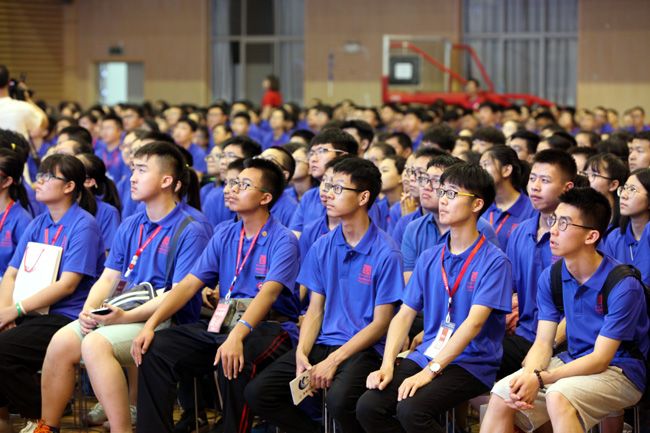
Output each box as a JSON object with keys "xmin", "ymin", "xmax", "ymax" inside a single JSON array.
[{"xmin": 1, "ymin": 86, "xmax": 650, "ymax": 433}]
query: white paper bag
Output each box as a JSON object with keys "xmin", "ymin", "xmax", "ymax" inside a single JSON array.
[{"xmin": 13, "ymin": 242, "xmax": 63, "ymax": 315}]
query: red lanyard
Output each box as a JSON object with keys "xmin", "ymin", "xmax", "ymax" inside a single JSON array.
[
  {"xmin": 440, "ymin": 235, "xmax": 485, "ymax": 322},
  {"xmin": 0, "ymin": 201, "xmax": 14, "ymax": 235},
  {"xmin": 103, "ymin": 147, "xmax": 120, "ymax": 169},
  {"xmin": 489, "ymin": 211, "xmax": 511, "ymax": 235},
  {"xmin": 44, "ymin": 225, "xmax": 64, "ymax": 246},
  {"xmin": 124, "ymin": 224, "xmax": 163, "ymax": 277},
  {"xmin": 226, "ymin": 224, "xmax": 265, "ymax": 299}
]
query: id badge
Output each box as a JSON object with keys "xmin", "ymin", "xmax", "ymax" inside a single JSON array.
[
  {"xmin": 424, "ymin": 321, "xmax": 456, "ymax": 359},
  {"xmin": 208, "ymin": 298, "xmax": 234, "ymax": 333}
]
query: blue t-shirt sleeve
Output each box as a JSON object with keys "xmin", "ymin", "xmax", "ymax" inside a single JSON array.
[
  {"xmin": 401, "ymin": 222, "xmax": 418, "ymax": 272},
  {"xmin": 104, "ymin": 218, "xmax": 131, "ymax": 272},
  {"xmin": 599, "ymin": 278, "xmax": 646, "ymax": 342},
  {"xmin": 189, "ymin": 230, "xmax": 223, "ymax": 288},
  {"xmin": 8, "ymin": 218, "xmax": 36, "ymax": 270},
  {"xmin": 536, "ymin": 268, "xmax": 562, "ymax": 323},
  {"xmin": 265, "ymin": 234, "xmax": 300, "ymax": 289},
  {"xmin": 471, "ymin": 253, "xmax": 512, "ymax": 313},
  {"xmin": 373, "ymin": 249, "xmax": 404, "ymax": 306},
  {"xmin": 99, "ymin": 205, "xmax": 121, "ymax": 251},
  {"xmin": 297, "ymin": 237, "xmax": 325, "ymax": 294},
  {"xmin": 289, "ymin": 199, "xmax": 306, "ymax": 231},
  {"xmin": 505, "ymin": 225, "xmax": 523, "ymax": 294},
  {"xmin": 60, "ymin": 225, "xmax": 104, "ymax": 277},
  {"xmin": 402, "ymin": 248, "xmax": 435, "ymax": 312},
  {"xmin": 478, "ymin": 218, "xmax": 500, "ymax": 250},
  {"xmin": 170, "ymin": 223, "xmax": 210, "ymax": 285}
]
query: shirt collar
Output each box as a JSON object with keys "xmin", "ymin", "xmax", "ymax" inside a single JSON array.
[
  {"xmin": 444, "ymin": 232, "xmax": 485, "ymax": 261},
  {"xmin": 231, "ymin": 214, "xmax": 275, "ymax": 247},
  {"xmin": 45, "ymin": 202, "xmax": 80, "ymax": 228},
  {"xmin": 143, "ymin": 203, "xmax": 182, "ymax": 229},
  {"xmin": 624, "ymin": 223, "xmax": 638, "ymax": 246},
  {"xmin": 561, "ymin": 253, "xmax": 610, "ymax": 290},
  {"xmin": 507, "ymin": 191, "xmax": 531, "ymax": 218},
  {"xmin": 333, "ymin": 219, "xmax": 378, "ymax": 256}
]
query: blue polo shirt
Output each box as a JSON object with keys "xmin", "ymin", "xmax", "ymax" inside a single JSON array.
[
  {"xmin": 289, "ymin": 187, "xmax": 323, "ymax": 232},
  {"xmin": 375, "ymin": 197, "xmax": 390, "ymax": 232},
  {"xmin": 179, "ymin": 201, "xmax": 213, "ymax": 238},
  {"xmin": 632, "ymin": 223, "xmax": 650, "ymax": 286},
  {"xmin": 8, "ymin": 202, "xmax": 105, "ymax": 319},
  {"xmin": 537, "ymin": 255, "xmax": 650, "ymax": 392},
  {"xmin": 298, "ymin": 222, "xmax": 404, "ymax": 355},
  {"xmin": 270, "ymin": 192, "xmax": 298, "ymax": 228},
  {"xmin": 200, "ymin": 182, "xmax": 217, "ymax": 205},
  {"xmin": 105, "ymin": 205, "xmax": 209, "ymax": 324},
  {"xmin": 284, "ymin": 186, "xmax": 298, "ymax": 202},
  {"xmin": 95, "ymin": 144, "xmax": 129, "ymax": 182},
  {"xmin": 96, "ymin": 201, "xmax": 121, "ymax": 251},
  {"xmin": 390, "ymin": 207, "xmax": 424, "ymax": 247},
  {"xmin": 401, "ymin": 213, "xmax": 500, "ymax": 272},
  {"xmin": 203, "ymin": 185, "xmax": 235, "ymax": 228},
  {"xmin": 480, "ymin": 192, "xmax": 535, "ymax": 251},
  {"xmin": 23, "ymin": 180, "xmax": 42, "ymax": 217},
  {"xmin": 404, "ymin": 235, "xmax": 512, "ymax": 387},
  {"xmin": 387, "ymin": 201, "xmax": 401, "ymax": 235},
  {"xmin": 506, "ymin": 212, "xmax": 561, "ymax": 342},
  {"xmin": 412, "ymin": 132, "xmax": 423, "ymax": 151},
  {"xmin": 190, "ymin": 216, "xmax": 301, "ymax": 320},
  {"xmin": 185, "ymin": 143, "xmax": 207, "ymax": 173},
  {"xmin": 116, "ymin": 176, "xmax": 131, "ymax": 204},
  {"xmin": 27, "ymin": 141, "xmax": 54, "ymax": 181},
  {"xmin": 0, "ymin": 201, "xmax": 33, "ymax": 276},
  {"xmin": 299, "ymin": 216, "xmax": 331, "ymax": 265},
  {"xmin": 603, "ymin": 223, "xmax": 639, "ymax": 265},
  {"xmin": 261, "ymin": 131, "xmax": 291, "ymax": 151}
]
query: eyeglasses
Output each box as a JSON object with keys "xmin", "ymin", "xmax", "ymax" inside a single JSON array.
[
  {"xmin": 227, "ymin": 179, "xmax": 269, "ymax": 194},
  {"xmin": 308, "ymin": 148, "xmax": 347, "ymax": 158},
  {"xmin": 36, "ymin": 173, "xmax": 69, "ymax": 183},
  {"xmin": 220, "ymin": 152, "xmax": 241, "ymax": 161},
  {"xmin": 294, "ymin": 158, "xmax": 308, "ymax": 165},
  {"xmin": 417, "ymin": 175, "xmax": 441, "ymax": 189},
  {"xmin": 205, "ymin": 154, "xmax": 222, "ymax": 162},
  {"xmin": 546, "ymin": 213, "xmax": 597, "ymax": 232},
  {"xmin": 322, "ymin": 182, "xmax": 365, "ymax": 195},
  {"xmin": 617, "ymin": 185, "xmax": 648, "ymax": 199},
  {"xmin": 435, "ymin": 188, "xmax": 478, "ymax": 200},
  {"xmin": 578, "ymin": 171, "xmax": 613, "ymax": 182}
]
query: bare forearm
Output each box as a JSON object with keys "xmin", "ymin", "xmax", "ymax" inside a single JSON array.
[
  {"xmin": 433, "ymin": 317, "xmax": 486, "ymax": 370},
  {"xmin": 296, "ymin": 307, "xmax": 324, "ymax": 357},
  {"xmin": 123, "ymin": 291, "xmax": 170, "ymax": 323},
  {"xmin": 22, "ymin": 277, "xmax": 81, "ymax": 313},
  {"xmin": 329, "ymin": 316, "xmax": 390, "ymax": 365},
  {"xmin": 0, "ymin": 268, "xmax": 16, "ymax": 307},
  {"xmin": 521, "ymin": 341, "xmax": 553, "ymax": 374},
  {"xmin": 380, "ymin": 311, "xmax": 415, "ymax": 369}
]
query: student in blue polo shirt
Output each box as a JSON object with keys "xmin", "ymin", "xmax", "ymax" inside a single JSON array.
[
  {"xmin": 173, "ymin": 157, "xmax": 213, "ymax": 239},
  {"xmin": 357, "ymin": 163, "xmax": 511, "ymax": 433},
  {"xmin": 95, "ymin": 115, "xmax": 129, "ymax": 182},
  {"xmin": 482, "ymin": 187, "xmax": 649, "ymax": 433},
  {"xmin": 500, "ymin": 149, "xmax": 576, "ymax": 379},
  {"xmin": 0, "ymin": 148, "xmax": 33, "ymax": 276},
  {"xmin": 35, "ymin": 142, "xmax": 209, "ymax": 433},
  {"xmin": 131, "ymin": 158, "xmax": 300, "ymax": 433},
  {"xmin": 173, "ymin": 117, "xmax": 207, "ymax": 176},
  {"xmin": 0, "ymin": 154, "xmax": 105, "ymax": 430},
  {"xmin": 200, "ymin": 144, "xmax": 223, "ymax": 204},
  {"xmin": 77, "ymin": 153, "xmax": 122, "ymax": 253},
  {"xmin": 390, "ymin": 147, "xmax": 448, "ymax": 247},
  {"xmin": 376, "ymin": 155, "xmax": 405, "ymax": 232},
  {"xmin": 255, "ymin": 146, "xmax": 298, "ymax": 227},
  {"xmin": 604, "ymin": 168, "xmax": 650, "ymax": 264},
  {"xmin": 282, "ymin": 142, "xmax": 315, "ymax": 203},
  {"xmin": 204, "ymin": 136, "xmax": 261, "ymax": 228},
  {"xmin": 245, "ymin": 157, "xmax": 404, "ymax": 433},
  {"xmin": 261, "ymin": 108, "xmax": 291, "ymax": 150},
  {"xmin": 289, "ymin": 128, "xmax": 358, "ymax": 236},
  {"xmin": 387, "ymin": 153, "xmax": 415, "ymax": 234},
  {"xmin": 479, "ymin": 145, "xmax": 536, "ymax": 251}
]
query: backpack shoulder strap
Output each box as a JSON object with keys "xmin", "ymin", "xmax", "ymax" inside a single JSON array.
[
  {"xmin": 551, "ymin": 259, "xmax": 565, "ymax": 314},
  {"xmin": 164, "ymin": 216, "xmax": 196, "ymax": 288},
  {"xmin": 601, "ymin": 265, "xmax": 643, "ymax": 315}
]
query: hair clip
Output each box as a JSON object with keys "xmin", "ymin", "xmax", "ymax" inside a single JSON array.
[{"xmin": 10, "ymin": 143, "xmax": 15, "ymax": 150}]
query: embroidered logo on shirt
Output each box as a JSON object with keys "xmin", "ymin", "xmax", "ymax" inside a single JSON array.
[
  {"xmin": 551, "ymin": 255, "xmax": 561, "ymax": 264},
  {"xmin": 0, "ymin": 230, "xmax": 11, "ymax": 248},
  {"xmin": 467, "ymin": 271, "xmax": 478, "ymax": 291},
  {"xmin": 255, "ymin": 254, "xmax": 268, "ymax": 274},
  {"xmin": 507, "ymin": 223, "xmax": 519, "ymax": 238},
  {"xmin": 595, "ymin": 294, "xmax": 604, "ymax": 314},
  {"xmin": 157, "ymin": 236, "xmax": 170, "ymax": 255},
  {"xmin": 358, "ymin": 265, "xmax": 372, "ymax": 285}
]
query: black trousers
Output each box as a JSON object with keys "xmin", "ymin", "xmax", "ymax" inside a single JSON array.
[
  {"xmin": 497, "ymin": 334, "xmax": 534, "ymax": 380},
  {"xmin": 0, "ymin": 314, "xmax": 72, "ymax": 418},
  {"xmin": 245, "ymin": 345, "xmax": 381, "ymax": 433},
  {"xmin": 356, "ymin": 359, "xmax": 488, "ymax": 433},
  {"xmin": 137, "ymin": 320, "xmax": 291, "ymax": 433}
]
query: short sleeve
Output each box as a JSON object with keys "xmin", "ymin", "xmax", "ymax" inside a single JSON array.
[
  {"xmin": 536, "ymin": 267, "xmax": 562, "ymax": 323},
  {"xmin": 401, "ymin": 221, "xmax": 418, "ymax": 272},
  {"xmin": 372, "ymin": 249, "xmax": 404, "ymax": 306},
  {"xmin": 189, "ymin": 227, "xmax": 224, "ymax": 288},
  {"xmin": 297, "ymin": 237, "xmax": 326, "ymax": 295},
  {"xmin": 170, "ymin": 222, "xmax": 209, "ymax": 285},
  {"xmin": 60, "ymin": 225, "xmax": 104, "ymax": 277},
  {"xmin": 264, "ymin": 233, "xmax": 300, "ymax": 289},
  {"xmin": 599, "ymin": 278, "xmax": 646, "ymax": 342}
]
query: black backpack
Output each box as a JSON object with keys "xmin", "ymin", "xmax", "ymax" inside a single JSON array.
[{"xmin": 551, "ymin": 259, "xmax": 650, "ymax": 400}]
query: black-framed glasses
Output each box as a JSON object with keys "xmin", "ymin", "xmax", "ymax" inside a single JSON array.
[
  {"xmin": 227, "ymin": 179, "xmax": 270, "ymax": 194},
  {"xmin": 36, "ymin": 173, "xmax": 69, "ymax": 183},
  {"xmin": 308, "ymin": 148, "xmax": 347, "ymax": 158},
  {"xmin": 546, "ymin": 213, "xmax": 597, "ymax": 232},
  {"xmin": 322, "ymin": 182, "xmax": 365, "ymax": 195},
  {"xmin": 617, "ymin": 185, "xmax": 648, "ymax": 199},
  {"xmin": 578, "ymin": 171, "xmax": 613, "ymax": 182},
  {"xmin": 435, "ymin": 188, "xmax": 478, "ymax": 200},
  {"xmin": 417, "ymin": 175, "xmax": 441, "ymax": 189}
]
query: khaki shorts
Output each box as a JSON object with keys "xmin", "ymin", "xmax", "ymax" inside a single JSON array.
[
  {"xmin": 64, "ymin": 319, "xmax": 170, "ymax": 367},
  {"xmin": 491, "ymin": 356, "xmax": 642, "ymax": 432}
]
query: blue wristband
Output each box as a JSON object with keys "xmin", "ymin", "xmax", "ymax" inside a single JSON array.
[{"xmin": 237, "ymin": 319, "xmax": 253, "ymax": 332}]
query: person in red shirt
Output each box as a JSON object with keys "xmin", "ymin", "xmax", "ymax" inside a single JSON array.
[{"xmin": 261, "ymin": 75, "xmax": 283, "ymax": 120}]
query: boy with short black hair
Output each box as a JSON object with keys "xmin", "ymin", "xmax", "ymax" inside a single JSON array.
[
  {"xmin": 95, "ymin": 115, "xmax": 129, "ymax": 182},
  {"xmin": 131, "ymin": 157, "xmax": 301, "ymax": 433},
  {"xmin": 471, "ymin": 126, "xmax": 506, "ymax": 154},
  {"xmin": 245, "ymin": 157, "xmax": 404, "ymax": 433},
  {"xmin": 173, "ymin": 117, "xmax": 207, "ymax": 175},
  {"xmin": 357, "ymin": 163, "xmax": 511, "ymax": 433},
  {"xmin": 481, "ymin": 187, "xmax": 649, "ymax": 433}
]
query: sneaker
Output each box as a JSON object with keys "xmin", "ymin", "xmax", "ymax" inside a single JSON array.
[
  {"xmin": 101, "ymin": 405, "xmax": 137, "ymax": 431},
  {"xmin": 86, "ymin": 402, "xmax": 107, "ymax": 425},
  {"xmin": 32, "ymin": 420, "xmax": 59, "ymax": 433},
  {"xmin": 19, "ymin": 420, "xmax": 37, "ymax": 433},
  {"xmin": 173, "ymin": 410, "xmax": 209, "ymax": 433}
]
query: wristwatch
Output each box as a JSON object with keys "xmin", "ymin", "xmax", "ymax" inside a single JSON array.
[{"xmin": 428, "ymin": 361, "xmax": 442, "ymax": 375}]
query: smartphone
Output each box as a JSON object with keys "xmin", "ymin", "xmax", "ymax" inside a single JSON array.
[{"xmin": 91, "ymin": 307, "xmax": 111, "ymax": 315}]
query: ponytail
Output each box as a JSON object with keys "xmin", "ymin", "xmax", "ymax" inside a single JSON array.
[
  {"xmin": 78, "ymin": 153, "xmax": 122, "ymax": 212},
  {"xmin": 179, "ymin": 165, "xmax": 202, "ymax": 211},
  {"xmin": 0, "ymin": 148, "xmax": 30, "ymax": 210}
]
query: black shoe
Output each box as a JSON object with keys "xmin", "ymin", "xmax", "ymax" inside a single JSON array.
[{"xmin": 174, "ymin": 411, "xmax": 209, "ymax": 433}]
